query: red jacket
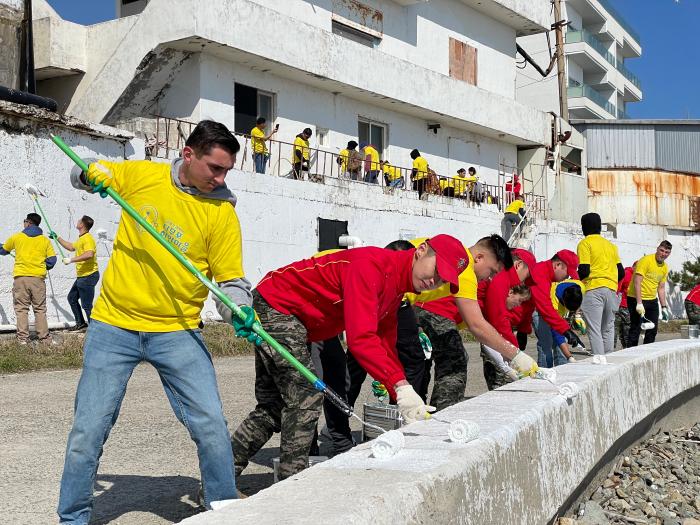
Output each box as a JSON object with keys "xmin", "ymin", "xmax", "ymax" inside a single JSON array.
[
  {"xmin": 479, "ymin": 267, "xmax": 522, "ymax": 346},
  {"xmin": 256, "ymin": 247, "xmax": 415, "ymax": 392},
  {"xmin": 618, "ymin": 267, "xmax": 634, "ymax": 308},
  {"xmin": 686, "ymin": 284, "xmax": 700, "ymax": 306},
  {"xmin": 519, "ymin": 261, "xmax": 571, "ymax": 334}
]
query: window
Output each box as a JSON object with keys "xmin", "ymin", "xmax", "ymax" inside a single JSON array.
[
  {"xmin": 449, "ymin": 38, "xmax": 477, "ymax": 86},
  {"xmin": 234, "ymin": 83, "xmax": 275, "ymax": 135},
  {"xmin": 332, "ymin": 20, "xmax": 379, "ymax": 48},
  {"xmin": 358, "ymin": 118, "xmax": 386, "ymax": 157},
  {"xmin": 318, "ymin": 218, "xmax": 348, "ymax": 251}
]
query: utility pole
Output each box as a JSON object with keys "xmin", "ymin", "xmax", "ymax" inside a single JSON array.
[{"xmin": 553, "ymin": 0, "xmax": 568, "ymax": 120}]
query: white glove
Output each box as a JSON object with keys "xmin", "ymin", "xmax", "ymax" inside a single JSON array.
[
  {"xmin": 505, "ymin": 369, "xmax": 519, "ymax": 382},
  {"xmin": 395, "ymin": 384, "xmax": 435, "ymax": 424},
  {"xmin": 635, "ymin": 303, "xmax": 645, "ymax": 316},
  {"xmin": 568, "ymin": 356, "xmax": 577, "ymax": 363},
  {"xmin": 62, "ymin": 257, "xmax": 72, "ymax": 265},
  {"xmin": 510, "ymin": 351, "xmax": 538, "ymax": 378}
]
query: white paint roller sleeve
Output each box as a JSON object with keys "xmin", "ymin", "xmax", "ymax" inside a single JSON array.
[
  {"xmin": 371, "ymin": 430, "xmax": 405, "ymax": 459},
  {"xmin": 558, "ymin": 382, "xmax": 580, "ymax": 400},
  {"xmin": 447, "ymin": 420, "xmax": 480, "ymax": 443}
]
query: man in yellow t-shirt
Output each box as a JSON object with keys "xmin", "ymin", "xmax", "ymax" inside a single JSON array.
[
  {"xmin": 501, "ymin": 198, "xmax": 525, "ymax": 242},
  {"xmin": 381, "ymin": 160, "xmax": 404, "ymax": 188},
  {"xmin": 626, "ymin": 240, "xmax": 672, "ymax": 347},
  {"xmin": 0, "ymin": 213, "xmax": 57, "ymax": 345},
  {"xmin": 58, "ymin": 121, "xmax": 251, "ymax": 521},
  {"xmin": 410, "ymin": 148, "xmax": 429, "ymax": 199},
  {"xmin": 362, "ymin": 143, "xmax": 381, "ymax": 184},
  {"xmin": 51, "ymin": 215, "xmax": 100, "ymax": 330},
  {"xmin": 250, "ymin": 117, "xmax": 278, "ymax": 174},
  {"xmin": 337, "ymin": 140, "xmax": 361, "ymax": 180},
  {"xmin": 291, "ymin": 127, "xmax": 312, "ymax": 179},
  {"xmin": 577, "ymin": 212, "xmax": 624, "ymax": 356}
]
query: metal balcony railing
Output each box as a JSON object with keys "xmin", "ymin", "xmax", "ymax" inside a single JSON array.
[
  {"xmin": 565, "ymin": 29, "xmax": 616, "ymax": 68},
  {"xmin": 567, "ymin": 84, "xmax": 616, "ymax": 117},
  {"xmin": 146, "ymin": 115, "xmax": 547, "ymax": 218},
  {"xmin": 615, "ymin": 60, "xmax": 641, "ymax": 89},
  {"xmin": 597, "ymin": 0, "xmax": 641, "ymax": 44}
]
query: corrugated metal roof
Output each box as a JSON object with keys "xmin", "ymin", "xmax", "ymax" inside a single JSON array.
[{"xmin": 574, "ymin": 121, "xmax": 700, "ymax": 174}]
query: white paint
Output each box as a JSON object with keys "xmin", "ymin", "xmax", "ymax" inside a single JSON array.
[
  {"xmin": 179, "ymin": 340, "xmax": 700, "ymax": 525},
  {"xmin": 447, "ymin": 419, "xmax": 480, "ymax": 443},
  {"xmin": 371, "ymin": 430, "xmax": 405, "ymax": 459}
]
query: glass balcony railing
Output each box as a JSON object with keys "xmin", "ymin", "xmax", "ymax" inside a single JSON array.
[
  {"xmin": 597, "ymin": 0, "xmax": 641, "ymax": 44},
  {"xmin": 568, "ymin": 84, "xmax": 616, "ymax": 117},
  {"xmin": 617, "ymin": 107, "xmax": 629, "ymax": 119},
  {"xmin": 566, "ymin": 29, "xmax": 617, "ymax": 68},
  {"xmin": 615, "ymin": 60, "xmax": 641, "ymax": 89}
]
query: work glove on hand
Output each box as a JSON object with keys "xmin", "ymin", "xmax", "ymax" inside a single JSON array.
[
  {"xmin": 510, "ymin": 351, "xmax": 538, "ymax": 378},
  {"xmin": 86, "ymin": 162, "xmax": 114, "ymax": 197},
  {"xmin": 516, "ymin": 331, "xmax": 528, "ymax": 351},
  {"xmin": 395, "ymin": 384, "xmax": 435, "ymax": 424},
  {"xmin": 418, "ymin": 331, "xmax": 433, "ymax": 360},
  {"xmin": 661, "ymin": 307, "xmax": 671, "ymax": 322},
  {"xmin": 48, "ymin": 231, "xmax": 58, "ymax": 240},
  {"xmin": 564, "ymin": 329, "xmax": 584, "ymax": 348},
  {"xmin": 62, "ymin": 257, "xmax": 72, "ymax": 265},
  {"xmin": 568, "ymin": 356, "xmax": 577, "ymax": 363},
  {"xmin": 573, "ymin": 313, "xmax": 587, "ymax": 335},
  {"xmin": 505, "ymin": 368, "xmax": 520, "ymax": 382},
  {"xmin": 232, "ymin": 305, "xmax": 263, "ymax": 346},
  {"xmin": 635, "ymin": 303, "xmax": 645, "ymax": 316}
]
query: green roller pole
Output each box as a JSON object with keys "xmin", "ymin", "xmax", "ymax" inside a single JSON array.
[{"xmin": 50, "ymin": 135, "xmax": 352, "ymax": 414}]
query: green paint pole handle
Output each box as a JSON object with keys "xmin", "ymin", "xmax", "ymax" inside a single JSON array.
[
  {"xmin": 31, "ymin": 197, "xmax": 65, "ymax": 258},
  {"xmin": 50, "ymin": 134, "xmax": 322, "ymax": 388}
]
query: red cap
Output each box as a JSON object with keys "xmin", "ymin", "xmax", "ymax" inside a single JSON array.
[
  {"xmin": 556, "ymin": 249, "xmax": 579, "ymax": 280},
  {"xmin": 426, "ymin": 235, "xmax": 469, "ymax": 293},
  {"xmin": 512, "ymin": 248, "xmax": 538, "ymax": 284}
]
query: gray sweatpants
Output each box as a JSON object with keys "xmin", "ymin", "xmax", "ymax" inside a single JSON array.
[{"xmin": 581, "ymin": 287, "xmax": 619, "ymax": 355}]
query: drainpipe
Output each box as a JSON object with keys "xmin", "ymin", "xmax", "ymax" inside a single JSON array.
[
  {"xmin": 0, "ymin": 321, "xmax": 76, "ymax": 333},
  {"xmin": 339, "ymin": 235, "xmax": 363, "ymax": 249},
  {"xmin": 19, "ymin": 0, "xmax": 35, "ymax": 94}
]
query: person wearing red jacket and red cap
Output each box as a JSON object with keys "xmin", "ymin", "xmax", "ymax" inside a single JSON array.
[
  {"xmin": 515, "ymin": 250, "xmax": 585, "ymax": 367},
  {"xmin": 230, "ymin": 235, "xmax": 467, "ymax": 481},
  {"xmin": 615, "ymin": 262, "xmax": 635, "ymax": 348},
  {"xmin": 684, "ymin": 283, "xmax": 700, "ymax": 327}
]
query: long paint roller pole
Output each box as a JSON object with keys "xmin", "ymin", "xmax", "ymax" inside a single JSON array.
[
  {"xmin": 26, "ymin": 184, "xmax": 65, "ymax": 258},
  {"xmin": 50, "ymin": 134, "xmax": 363, "ymax": 422}
]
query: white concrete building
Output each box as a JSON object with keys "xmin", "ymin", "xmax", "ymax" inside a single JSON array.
[
  {"xmin": 32, "ymin": 0, "xmax": 555, "ymax": 189},
  {"xmin": 516, "ymin": 0, "xmax": 642, "ymax": 120}
]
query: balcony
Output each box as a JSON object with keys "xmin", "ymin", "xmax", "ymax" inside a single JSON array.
[
  {"xmin": 616, "ymin": 60, "xmax": 641, "ymax": 90},
  {"xmin": 566, "ymin": 29, "xmax": 616, "ymax": 68},
  {"xmin": 568, "ymin": 83, "xmax": 616, "ymax": 119},
  {"xmin": 597, "ymin": 0, "xmax": 641, "ymax": 44}
]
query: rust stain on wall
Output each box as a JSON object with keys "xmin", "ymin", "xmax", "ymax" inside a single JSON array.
[{"xmin": 334, "ymin": 0, "xmax": 383, "ymax": 33}]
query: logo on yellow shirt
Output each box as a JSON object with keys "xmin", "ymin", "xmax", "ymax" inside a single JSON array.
[
  {"xmin": 136, "ymin": 205, "xmax": 159, "ymax": 234},
  {"xmin": 161, "ymin": 220, "xmax": 190, "ymax": 253}
]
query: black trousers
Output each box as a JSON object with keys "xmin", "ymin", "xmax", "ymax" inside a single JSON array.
[{"xmin": 627, "ymin": 297, "xmax": 660, "ymax": 347}]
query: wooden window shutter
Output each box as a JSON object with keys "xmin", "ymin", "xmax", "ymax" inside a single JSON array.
[{"xmin": 449, "ymin": 37, "xmax": 477, "ymax": 86}]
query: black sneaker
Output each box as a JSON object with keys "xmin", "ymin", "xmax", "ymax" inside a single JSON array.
[{"xmin": 70, "ymin": 323, "xmax": 88, "ymax": 331}]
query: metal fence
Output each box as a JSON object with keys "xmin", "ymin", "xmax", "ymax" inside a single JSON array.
[{"xmin": 147, "ymin": 115, "xmax": 547, "ymax": 216}]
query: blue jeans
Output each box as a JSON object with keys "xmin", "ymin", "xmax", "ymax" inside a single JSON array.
[
  {"xmin": 67, "ymin": 271, "xmax": 99, "ymax": 326},
  {"xmin": 388, "ymin": 177, "xmax": 404, "ymax": 188},
  {"xmin": 253, "ymin": 152, "xmax": 268, "ymax": 174},
  {"xmin": 58, "ymin": 320, "xmax": 235, "ymax": 524},
  {"xmin": 364, "ymin": 170, "xmax": 379, "ymax": 184},
  {"xmin": 533, "ymin": 313, "xmax": 567, "ymax": 368}
]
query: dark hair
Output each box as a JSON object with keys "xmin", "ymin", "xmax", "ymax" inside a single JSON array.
[
  {"xmin": 476, "ymin": 234, "xmax": 513, "ymax": 269},
  {"xmin": 562, "ymin": 285, "xmax": 583, "ymax": 311},
  {"xmin": 410, "ymin": 149, "xmax": 420, "ymax": 159},
  {"xmin": 659, "ymin": 240, "xmax": 673, "ymax": 250},
  {"xmin": 581, "ymin": 212, "xmax": 601, "ymax": 236},
  {"xmin": 80, "ymin": 215, "xmax": 94, "ymax": 231},
  {"xmin": 457, "ymin": 168, "xmax": 466, "ymax": 174},
  {"xmin": 25, "ymin": 213, "xmax": 41, "ymax": 226},
  {"xmin": 468, "ymin": 167, "xmax": 476, "ymax": 174},
  {"xmin": 510, "ymin": 284, "xmax": 531, "ymax": 300},
  {"xmin": 551, "ymin": 254, "xmax": 562, "ymax": 263},
  {"xmin": 256, "ymin": 117, "xmax": 266, "ymax": 125},
  {"xmin": 347, "ymin": 140, "xmax": 358, "ymax": 149},
  {"xmin": 385, "ymin": 239, "xmax": 414, "ymax": 251},
  {"xmin": 303, "ymin": 127, "xmax": 313, "ymax": 136},
  {"xmin": 185, "ymin": 120, "xmax": 240, "ymax": 157}
]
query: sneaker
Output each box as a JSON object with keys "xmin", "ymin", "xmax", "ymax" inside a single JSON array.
[
  {"xmin": 18, "ymin": 339, "xmax": 29, "ymax": 346},
  {"xmin": 70, "ymin": 323, "xmax": 88, "ymax": 332}
]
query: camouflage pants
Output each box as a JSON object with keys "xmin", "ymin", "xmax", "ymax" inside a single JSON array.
[
  {"xmin": 685, "ymin": 299, "xmax": 700, "ymax": 326},
  {"xmin": 480, "ymin": 346, "xmax": 513, "ymax": 391},
  {"xmin": 614, "ymin": 307, "xmax": 631, "ymax": 349},
  {"xmin": 414, "ymin": 307, "xmax": 468, "ymax": 411},
  {"xmin": 231, "ymin": 291, "xmax": 323, "ymax": 481}
]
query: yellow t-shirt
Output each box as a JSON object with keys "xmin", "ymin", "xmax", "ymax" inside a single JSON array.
[
  {"xmin": 439, "ymin": 178, "xmax": 455, "ymax": 190},
  {"xmin": 627, "ymin": 253, "xmax": 669, "ymax": 301},
  {"xmin": 364, "ymin": 146, "xmax": 380, "ymax": 171},
  {"xmin": 293, "ymin": 136, "xmax": 310, "ymax": 161},
  {"xmin": 2, "ymin": 232, "xmax": 55, "ymax": 278},
  {"xmin": 404, "ymin": 237, "xmax": 476, "ymax": 304},
  {"xmin": 250, "ymin": 126, "xmax": 267, "ymax": 154},
  {"xmin": 577, "ymin": 234, "xmax": 620, "ymax": 291},
  {"xmin": 90, "ymin": 160, "xmax": 246, "ymax": 332},
  {"xmin": 505, "ymin": 199, "xmax": 525, "ymax": 215},
  {"xmin": 382, "ymin": 164, "xmax": 401, "ymax": 182},
  {"xmin": 412, "ymin": 157, "xmax": 429, "ymax": 181},
  {"xmin": 338, "ymin": 148, "xmax": 349, "ymax": 172},
  {"xmin": 453, "ymin": 175, "xmax": 469, "ymax": 194},
  {"xmin": 74, "ymin": 232, "xmax": 98, "ymax": 278}
]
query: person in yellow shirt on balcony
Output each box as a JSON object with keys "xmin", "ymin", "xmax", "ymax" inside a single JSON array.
[
  {"xmin": 453, "ymin": 168, "xmax": 471, "ymax": 198},
  {"xmin": 292, "ymin": 127, "xmax": 312, "ymax": 179},
  {"xmin": 250, "ymin": 117, "xmax": 278, "ymax": 174},
  {"xmin": 439, "ymin": 175, "xmax": 455, "ymax": 197},
  {"xmin": 0, "ymin": 213, "xmax": 57, "ymax": 345},
  {"xmin": 50, "ymin": 215, "xmax": 100, "ymax": 331},
  {"xmin": 380, "ymin": 160, "xmax": 404, "ymax": 188},
  {"xmin": 362, "ymin": 143, "xmax": 381, "ymax": 184},
  {"xmin": 410, "ymin": 149, "xmax": 429, "ymax": 199},
  {"xmin": 337, "ymin": 140, "xmax": 362, "ymax": 180},
  {"xmin": 501, "ymin": 197, "xmax": 526, "ymax": 242}
]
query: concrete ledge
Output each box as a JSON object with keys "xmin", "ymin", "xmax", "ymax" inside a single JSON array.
[{"xmin": 180, "ymin": 340, "xmax": 700, "ymax": 524}]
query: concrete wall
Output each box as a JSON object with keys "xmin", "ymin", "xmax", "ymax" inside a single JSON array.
[
  {"xmin": 0, "ymin": 0, "xmax": 22, "ymax": 89},
  {"xmin": 180, "ymin": 340, "xmax": 700, "ymax": 525}
]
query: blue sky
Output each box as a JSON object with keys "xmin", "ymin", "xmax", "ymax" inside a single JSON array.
[{"xmin": 46, "ymin": 0, "xmax": 698, "ymax": 119}]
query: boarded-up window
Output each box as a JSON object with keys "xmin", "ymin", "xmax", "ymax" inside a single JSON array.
[{"xmin": 449, "ymin": 38, "xmax": 477, "ymax": 86}]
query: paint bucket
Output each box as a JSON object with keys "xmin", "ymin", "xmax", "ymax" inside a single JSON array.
[
  {"xmin": 362, "ymin": 402, "xmax": 404, "ymax": 442},
  {"xmin": 272, "ymin": 455, "xmax": 328, "ymax": 483},
  {"xmin": 681, "ymin": 324, "xmax": 699, "ymax": 339}
]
